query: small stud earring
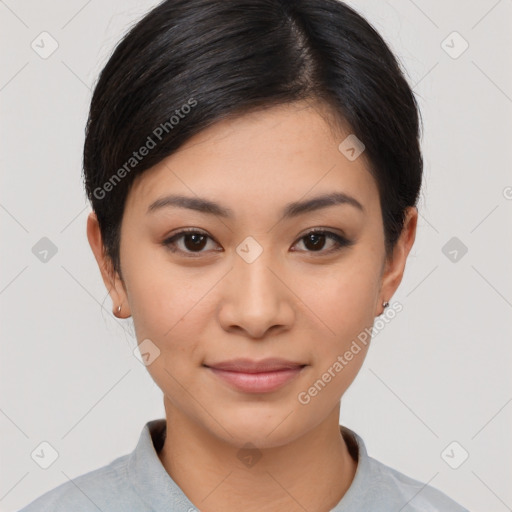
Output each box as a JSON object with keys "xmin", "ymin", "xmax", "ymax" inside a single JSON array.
[
  {"xmin": 116, "ymin": 305, "xmax": 121, "ymax": 315},
  {"xmin": 382, "ymin": 301, "xmax": 389, "ymax": 309}
]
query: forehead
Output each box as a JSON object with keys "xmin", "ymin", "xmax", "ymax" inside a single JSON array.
[{"xmin": 125, "ymin": 101, "xmax": 380, "ymax": 219}]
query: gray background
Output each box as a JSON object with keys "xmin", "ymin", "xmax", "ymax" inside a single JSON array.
[{"xmin": 1, "ymin": 1, "xmax": 511, "ymax": 510}]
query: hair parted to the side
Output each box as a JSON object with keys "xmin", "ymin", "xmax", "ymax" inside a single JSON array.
[{"xmin": 83, "ymin": 0, "xmax": 423, "ymax": 278}]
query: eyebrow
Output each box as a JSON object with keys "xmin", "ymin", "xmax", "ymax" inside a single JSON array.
[{"xmin": 147, "ymin": 191, "xmax": 364, "ymax": 219}]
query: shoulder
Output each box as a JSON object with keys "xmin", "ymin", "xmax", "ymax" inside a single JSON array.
[
  {"xmin": 337, "ymin": 426, "xmax": 470, "ymax": 512},
  {"xmin": 366, "ymin": 456, "xmax": 470, "ymax": 511},
  {"xmin": 17, "ymin": 454, "xmax": 146, "ymax": 512}
]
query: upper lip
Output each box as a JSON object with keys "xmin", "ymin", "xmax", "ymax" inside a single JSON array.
[{"xmin": 205, "ymin": 358, "xmax": 306, "ymax": 373}]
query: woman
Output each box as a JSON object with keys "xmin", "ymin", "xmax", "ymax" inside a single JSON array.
[{"xmin": 19, "ymin": 0, "xmax": 469, "ymax": 510}]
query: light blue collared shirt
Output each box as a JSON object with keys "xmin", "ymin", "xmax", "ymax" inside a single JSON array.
[{"xmin": 18, "ymin": 418, "xmax": 469, "ymax": 511}]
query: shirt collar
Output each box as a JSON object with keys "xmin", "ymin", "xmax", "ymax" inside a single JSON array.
[
  {"xmin": 127, "ymin": 418, "xmax": 197, "ymax": 510},
  {"xmin": 333, "ymin": 425, "xmax": 372, "ymax": 511}
]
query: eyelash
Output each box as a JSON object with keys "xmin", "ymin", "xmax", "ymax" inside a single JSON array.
[{"xmin": 162, "ymin": 228, "xmax": 353, "ymax": 258}]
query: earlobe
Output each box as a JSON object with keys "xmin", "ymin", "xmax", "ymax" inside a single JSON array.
[
  {"xmin": 86, "ymin": 211, "xmax": 131, "ymax": 318},
  {"xmin": 376, "ymin": 206, "xmax": 418, "ymax": 316}
]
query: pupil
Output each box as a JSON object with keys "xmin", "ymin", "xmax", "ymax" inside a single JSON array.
[
  {"xmin": 305, "ymin": 233, "xmax": 325, "ymax": 251},
  {"xmin": 185, "ymin": 234, "xmax": 206, "ymax": 251}
]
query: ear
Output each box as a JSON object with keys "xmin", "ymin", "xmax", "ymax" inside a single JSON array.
[
  {"xmin": 86, "ymin": 211, "xmax": 131, "ymax": 318},
  {"xmin": 376, "ymin": 206, "xmax": 418, "ymax": 316}
]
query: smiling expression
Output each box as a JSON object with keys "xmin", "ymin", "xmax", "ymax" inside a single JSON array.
[{"xmin": 88, "ymin": 99, "xmax": 416, "ymax": 448}]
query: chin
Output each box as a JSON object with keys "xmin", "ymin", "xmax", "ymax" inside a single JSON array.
[{"xmin": 207, "ymin": 406, "xmax": 311, "ymax": 450}]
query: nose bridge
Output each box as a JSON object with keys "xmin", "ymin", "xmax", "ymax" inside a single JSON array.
[
  {"xmin": 217, "ymin": 235, "xmax": 293, "ymax": 337},
  {"xmin": 233, "ymin": 237, "xmax": 280, "ymax": 301}
]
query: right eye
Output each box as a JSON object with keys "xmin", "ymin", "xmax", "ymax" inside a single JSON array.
[{"xmin": 162, "ymin": 228, "xmax": 222, "ymax": 257}]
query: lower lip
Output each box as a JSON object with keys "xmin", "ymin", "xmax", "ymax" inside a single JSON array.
[{"xmin": 207, "ymin": 366, "xmax": 305, "ymax": 393}]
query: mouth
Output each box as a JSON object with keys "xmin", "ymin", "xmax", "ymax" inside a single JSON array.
[{"xmin": 203, "ymin": 358, "xmax": 307, "ymax": 393}]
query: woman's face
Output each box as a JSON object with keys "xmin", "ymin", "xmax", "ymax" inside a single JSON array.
[{"xmin": 89, "ymin": 100, "xmax": 416, "ymax": 448}]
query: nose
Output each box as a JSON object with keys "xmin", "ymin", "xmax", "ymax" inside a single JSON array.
[{"xmin": 217, "ymin": 247, "xmax": 295, "ymax": 339}]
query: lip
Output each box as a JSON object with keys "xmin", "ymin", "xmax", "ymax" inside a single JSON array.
[{"xmin": 204, "ymin": 358, "xmax": 307, "ymax": 393}]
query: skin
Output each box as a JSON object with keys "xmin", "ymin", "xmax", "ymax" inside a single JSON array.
[{"xmin": 87, "ymin": 99, "xmax": 417, "ymax": 512}]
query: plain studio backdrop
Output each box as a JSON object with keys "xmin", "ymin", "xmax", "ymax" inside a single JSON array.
[{"xmin": 1, "ymin": 1, "xmax": 511, "ymax": 511}]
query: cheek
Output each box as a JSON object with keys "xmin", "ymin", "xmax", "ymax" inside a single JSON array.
[
  {"xmin": 125, "ymin": 259, "xmax": 208, "ymax": 400},
  {"xmin": 120, "ymin": 243, "xmax": 201, "ymax": 357},
  {"xmin": 296, "ymin": 255, "xmax": 381, "ymax": 349},
  {"xmin": 293, "ymin": 257, "xmax": 380, "ymax": 411},
  {"xmin": 123, "ymin": 239, "xmax": 193, "ymax": 329}
]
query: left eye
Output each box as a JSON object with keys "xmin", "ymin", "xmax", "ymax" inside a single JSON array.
[
  {"xmin": 162, "ymin": 229, "xmax": 352, "ymax": 257},
  {"xmin": 292, "ymin": 230, "xmax": 352, "ymax": 253}
]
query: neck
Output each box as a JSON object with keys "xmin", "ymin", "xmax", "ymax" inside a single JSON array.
[{"xmin": 157, "ymin": 402, "xmax": 357, "ymax": 512}]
